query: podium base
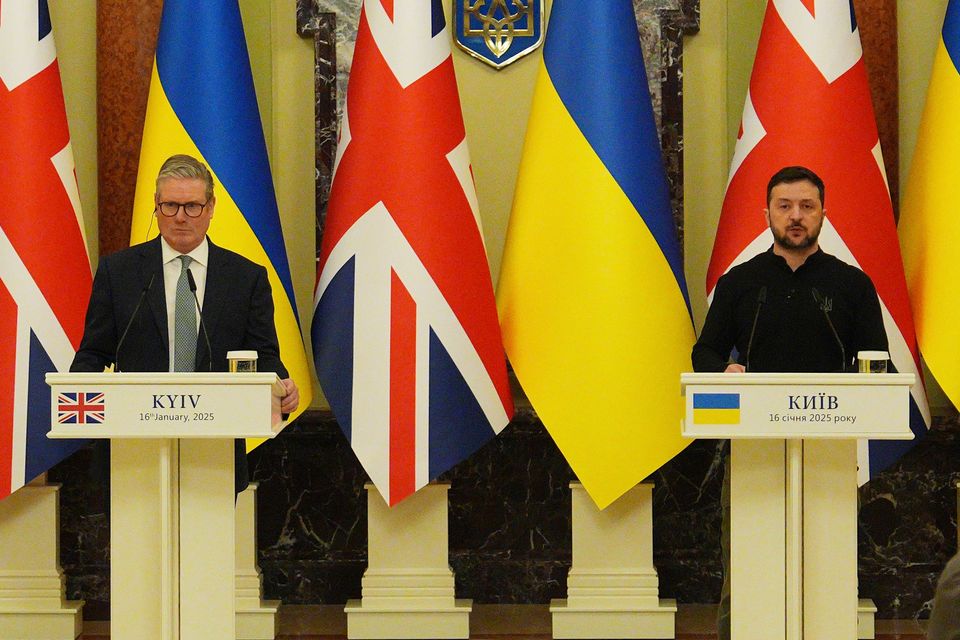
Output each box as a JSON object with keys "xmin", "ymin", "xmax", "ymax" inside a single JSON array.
[
  {"xmin": 237, "ymin": 599, "xmax": 280, "ymax": 640},
  {"xmin": 553, "ymin": 484, "xmax": 675, "ymax": 639},
  {"xmin": 0, "ymin": 604, "xmax": 83, "ymax": 640},
  {"xmin": 0, "ymin": 484, "xmax": 84, "ymax": 640},
  {"xmin": 858, "ymin": 598, "xmax": 877, "ymax": 639},
  {"xmin": 236, "ymin": 483, "xmax": 279, "ymax": 639},
  {"xmin": 348, "ymin": 484, "xmax": 469, "ymax": 639},
  {"xmin": 345, "ymin": 598, "xmax": 472, "ymax": 639},
  {"xmin": 550, "ymin": 598, "xmax": 677, "ymax": 639}
]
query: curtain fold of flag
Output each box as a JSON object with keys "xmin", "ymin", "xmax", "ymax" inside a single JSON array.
[
  {"xmin": 311, "ymin": 0, "xmax": 514, "ymax": 506},
  {"xmin": 900, "ymin": 0, "xmax": 960, "ymax": 410},
  {"xmin": 709, "ymin": 0, "xmax": 929, "ymax": 482},
  {"xmin": 496, "ymin": 0, "xmax": 695, "ymax": 510},
  {"xmin": 130, "ymin": 0, "xmax": 312, "ymax": 436},
  {"xmin": 0, "ymin": 1, "xmax": 92, "ymax": 498}
]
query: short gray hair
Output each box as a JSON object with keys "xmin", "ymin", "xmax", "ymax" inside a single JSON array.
[{"xmin": 156, "ymin": 154, "xmax": 215, "ymax": 201}]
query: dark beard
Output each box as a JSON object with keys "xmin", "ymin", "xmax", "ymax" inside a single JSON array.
[{"xmin": 773, "ymin": 224, "xmax": 821, "ymax": 250}]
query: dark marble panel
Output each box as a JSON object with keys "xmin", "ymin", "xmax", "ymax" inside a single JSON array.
[
  {"xmin": 446, "ymin": 415, "xmax": 575, "ymax": 602},
  {"xmin": 297, "ymin": 1, "xmax": 338, "ymax": 256},
  {"xmin": 47, "ymin": 443, "xmax": 110, "ymax": 620},
  {"xmin": 858, "ymin": 420, "xmax": 960, "ymax": 620},
  {"xmin": 246, "ymin": 411, "xmax": 726, "ymax": 607},
  {"xmin": 652, "ymin": 440, "xmax": 725, "ymax": 603},
  {"xmin": 635, "ymin": 0, "xmax": 700, "ymax": 250},
  {"xmin": 246, "ymin": 410, "xmax": 578, "ymax": 604},
  {"xmin": 249, "ymin": 416, "xmax": 368, "ymax": 603}
]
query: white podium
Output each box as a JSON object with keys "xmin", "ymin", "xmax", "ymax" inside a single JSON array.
[
  {"xmin": 47, "ymin": 372, "xmax": 286, "ymax": 640},
  {"xmin": 681, "ymin": 373, "xmax": 914, "ymax": 640}
]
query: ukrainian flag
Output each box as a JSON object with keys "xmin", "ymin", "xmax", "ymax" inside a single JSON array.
[
  {"xmin": 692, "ymin": 394, "xmax": 740, "ymax": 425},
  {"xmin": 497, "ymin": 0, "xmax": 695, "ymax": 509},
  {"xmin": 130, "ymin": 0, "xmax": 312, "ymax": 430},
  {"xmin": 900, "ymin": 0, "xmax": 960, "ymax": 408}
]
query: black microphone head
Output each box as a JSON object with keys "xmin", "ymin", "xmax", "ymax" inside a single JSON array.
[
  {"xmin": 186, "ymin": 267, "xmax": 198, "ymax": 293},
  {"xmin": 811, "ymin": 287, "xmax": 823, "ymax": 305},
  {"xmin": 758, "ymin": 286, "xmax": 767, "ymax": 304}
]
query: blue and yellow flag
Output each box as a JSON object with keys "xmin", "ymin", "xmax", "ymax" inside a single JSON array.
[
  {"xmin": 900, "ymin": 0, "xmax": 960, "ymax": 408},
  {"xmin": 496, "ymin": 0, "xmax": 695, "ymax": 509},
  {"xmin": 131, "ymin": 0, "xmax": 312, "ymax": 431},
  {"xmin": 692, "ymin": 394, "xmax": 740, "ymax": 426}
]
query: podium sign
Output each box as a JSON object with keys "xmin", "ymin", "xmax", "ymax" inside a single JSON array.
[
  {"xmin": 681, "ymin": 372, "xmax": 914, "ymax": 440},
  {"xmin": 680, "ymin": 372, "xmax": 914, "ymax": 640},
  {"xmin": 47, "ymin": 372, "xmax": 284, "ymax": 438},
  {"xmin": 46, "ymin": 372, "xmax": 286, "ymax": 640}
]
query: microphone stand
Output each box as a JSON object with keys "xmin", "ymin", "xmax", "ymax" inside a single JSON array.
[
  {"xmin": 745, "ymin": 286, "xmax": 767, "ymax": 372},
  {"xmin": 115, "ymin": 273, "xmax": 156, "ymax": 372}
]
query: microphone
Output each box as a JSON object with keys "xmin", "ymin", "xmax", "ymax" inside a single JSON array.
[
  {"xmin": 115, "ymin": 273, "xmax": 156, "ymax": 373},
  {"xmin": 186, "ymin": 268, "xmax": 213, "ymax": 372},
  {"xmin": 812, "ymin": 287, "xmax": 846, "ymax": 372},
  {"xmin": 744, "ymin": 286, "xmax": 767, "ymax": 372}
]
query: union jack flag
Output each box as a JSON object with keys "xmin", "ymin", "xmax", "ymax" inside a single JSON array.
[
  {"xmin": 0, "ymin": 1, "xmax": 92, "ymax": 497},
  {"xmin": 57, "ymin": 392, "xmax": 104, "ymax": 425},
  {"xmin": 708, "ymin": 0, "xmax": 929, "ymax": 481},
  {"xmin": 312, "ymin": 0, "xmax": 514, "ymax": 506}
]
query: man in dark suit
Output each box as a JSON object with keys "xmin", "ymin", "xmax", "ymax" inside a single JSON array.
[{"xmin": 71, "ymin": 154, "xmax": 299, "ymax": 490}]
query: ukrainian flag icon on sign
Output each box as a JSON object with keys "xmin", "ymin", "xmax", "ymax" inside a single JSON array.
[{"xmin": 693, "ymin": 393, "xmax": 741, "ymax": 425}]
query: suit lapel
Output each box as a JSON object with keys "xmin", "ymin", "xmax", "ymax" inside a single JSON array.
[
  {"xmin": 140, "ymin": 237, "xmax": 169, "ymax": 363},
  {"xmin": 198, "ymin": 239, "xmax": 228, "ymax": 370}
]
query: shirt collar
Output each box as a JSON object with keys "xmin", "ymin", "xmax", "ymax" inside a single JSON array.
[
  {"xmin": 764, "ymin": 245, "xmax": 825, "ymax": 272},
  {"xmin": 160, "ymin": 236, "xmax": 208, "ymax": 268}
]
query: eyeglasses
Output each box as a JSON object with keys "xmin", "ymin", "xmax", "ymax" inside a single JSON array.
[{"xmin": 157, "ymin": 200, "xmax": 210, "ymax": 218}]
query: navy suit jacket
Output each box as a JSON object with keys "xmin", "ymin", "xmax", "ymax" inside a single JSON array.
[
  {"xmin": 71, "ymin": 236, "xmax": 288, "ymax": 491},
  {"xmin": 72, "ymin": 236, "xmax": 287, "ymax": 377}
]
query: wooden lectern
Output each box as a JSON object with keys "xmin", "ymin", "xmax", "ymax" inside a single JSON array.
[
  {"xmin": 681, "ymin": 373, "xmax": 914, "ymax": 640},
  {"xmin": 47, "ymin": 372, "xmax": 286, "ymax": 640}
]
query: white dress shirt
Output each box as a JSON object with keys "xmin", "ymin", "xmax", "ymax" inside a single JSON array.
[{"xmin": 160, "ymin": 237, "xmax": 209, "ymax": 372}]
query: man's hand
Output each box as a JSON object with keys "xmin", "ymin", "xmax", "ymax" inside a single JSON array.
[
  {"xmin": 279, "ymin": 378, "xmax": 300, "ymax": 414},
  {"xmin": 724, "ymin": 363, "xmax": 746, "ymax": 373}
]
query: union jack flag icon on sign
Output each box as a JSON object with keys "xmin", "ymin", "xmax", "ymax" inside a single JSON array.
[{"xmin": 57, "ymin": 393, "xmax": 105, "ymax": 425}]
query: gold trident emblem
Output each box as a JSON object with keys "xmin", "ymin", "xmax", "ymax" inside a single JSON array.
[{"xmin": 464, "ymin": 0, "xmax": 535, "ymax": 59}]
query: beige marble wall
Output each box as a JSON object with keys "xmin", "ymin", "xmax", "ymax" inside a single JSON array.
[{"xmin": 48, "ymin": 0, "xmax": 97, "ymax": 262}]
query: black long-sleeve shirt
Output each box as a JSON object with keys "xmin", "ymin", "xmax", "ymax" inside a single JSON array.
[{"xmin": 692, "ymin": 247, "xmax": 888, "ymax": 373}]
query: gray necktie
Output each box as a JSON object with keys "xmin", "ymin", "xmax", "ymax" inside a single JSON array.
[{"xmin": 173, "ymin": 255, "xmax": 197, "ymax": 372}]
